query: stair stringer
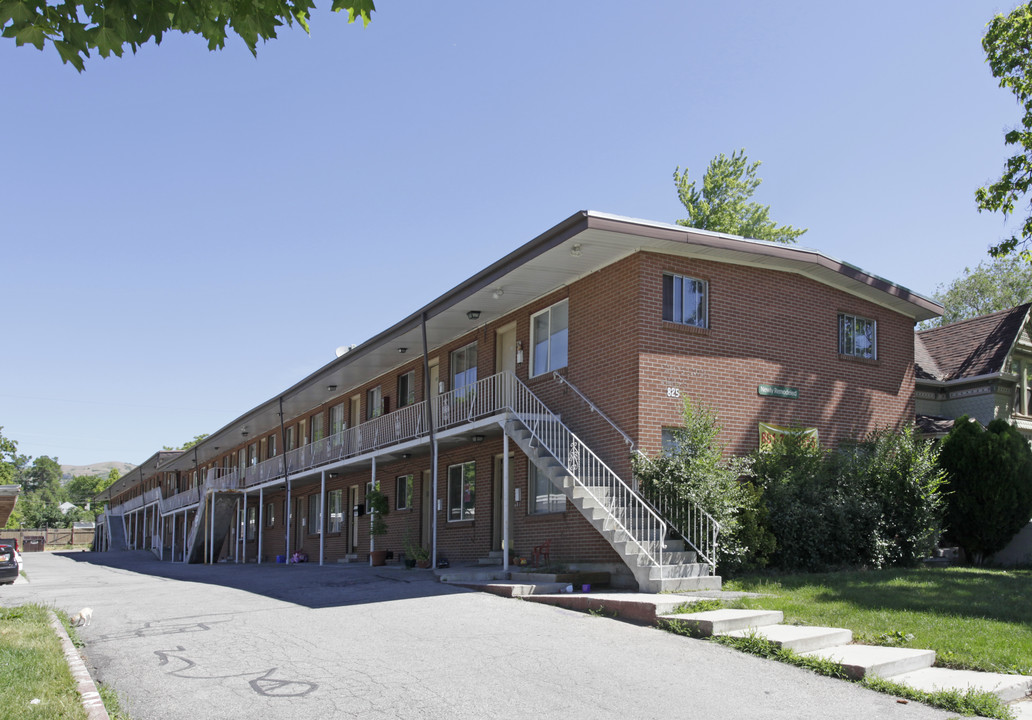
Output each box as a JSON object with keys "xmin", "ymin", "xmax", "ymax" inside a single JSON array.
[
  {"xmin": 502, "ymin": 417, "xmax": 720, "ymax": 592},
  {"xmin": 185, "ymin": 492, "xmax": 240, "ymax": 564}
]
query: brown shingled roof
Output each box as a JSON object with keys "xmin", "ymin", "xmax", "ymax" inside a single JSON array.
[{"xmin": 915, "ymin": 304, "xmax": 1031, "ymax": 381}]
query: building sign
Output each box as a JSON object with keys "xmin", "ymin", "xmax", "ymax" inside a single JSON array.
[
  {"xmin": 759, "ymin": 422, "xmax": 818, "ymax": 449},
  {"xmin": 757, "ymin": 384, "xmax": 799, "ymax": 399}
]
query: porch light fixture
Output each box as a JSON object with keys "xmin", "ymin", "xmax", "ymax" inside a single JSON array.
[
  {"xmin": 570, "ymin": 243, "xmax": 583, "ymax": 257},
  {"xmin": 492, "ymin": 288, "xmax": 504, "ymax": 300},
  {"xmin": 400, "ymin": 452, "xmax": 411, "ymax": 459},
  {"xmin": 398, "ymin": 347, "xmax": 407, "ymax": 354},
  {"xmin": 466, "ymin": 310, "xmax": 481, "ymax": 320},
  {"xmin": 471, "ymin": 435, "xmax": 485, "ymax": 443},
  {"xmin": 241, "ymin": 429, "xmax": 249, "ymax": 438},
  {"xmin": 327, "ymin": 384, "xmax": 337, "ymax": 392}
]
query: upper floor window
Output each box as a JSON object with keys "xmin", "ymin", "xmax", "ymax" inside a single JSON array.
[
  {"xmin": 310, "ymin": 413, "xmax": 324, "ymax": 442},
  {"xmin": 531, "ymin": 299, "xmax": 569, "ymax": 377},
  {"xmin": 838, "ymin": 313, "xmax": 877, "ymax": 360},
  {"xmin": 367, "ymin": 386, "xmax": 383, "ymax": 419},
  {"xmin": 663, "ymin": 273, "xmax": 708, "ymax": 328},
  {"xmin": 398, "ymin": 371, "xmax": 416, "ymax": 408},
  {"xmin": 451, "ymin": 342, "xmax": 478, "ymax": 394},
  {"xmin": 330, "ymin": 402, "xmax": 347, "ymax": 435}
]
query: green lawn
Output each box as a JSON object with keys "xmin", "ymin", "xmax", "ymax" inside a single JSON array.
[
  {"xmin": 0, "ymin": 604, "xmax": 87, "ymax": 720},
  {"xmin": 724, "ymin": 566, "xmax": 1032, "ymax": 676}
]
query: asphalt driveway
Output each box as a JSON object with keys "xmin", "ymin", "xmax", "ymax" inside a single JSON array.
[{"xmin": 2, "ymin": 551, "xmax": 961, "ymax": 720}]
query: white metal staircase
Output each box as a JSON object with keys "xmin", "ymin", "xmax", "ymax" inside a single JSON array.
[{"xmin": 501, "ymin": 375, "xmax": 721, "ymax": 592}]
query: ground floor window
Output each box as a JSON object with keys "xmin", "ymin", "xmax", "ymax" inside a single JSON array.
[
  {"xmin": 396, "ymin": 475, "xmax": 413, "ymax": 510},
  {"xmin": 246, "ymin": 506, "xmax": 257, "ymax": 540},
  {"xmin": 529, "ymin": 464, "xmax": 565, "ymax": 514},
  {"xmin": 308, "ymin": 494, "xmax": 321, "ymax": 535},
  {"xmin": 265, "ymin": 502, "xmax": 275, "ymax": 527},
  {"xmin": 327, "ymin": 489, "xmax": 343, "ymax": 533},
  {"xmin": 447, "ymin": 461, "xmax": 476, "ymax": 521}
]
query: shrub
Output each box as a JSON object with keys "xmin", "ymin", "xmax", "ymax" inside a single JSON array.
[
  {"xmin": 634, "ymin": 400, "xmax": 774, "ymax": 575},
  {"xmin": 938, "ymin": 416, "xmax": 1032, "ymax": 564},
  {"xmin": 753, "ymin": 427, "xmax": 944, "ymax": 571}
]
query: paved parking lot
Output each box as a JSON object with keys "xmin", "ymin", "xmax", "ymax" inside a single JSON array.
[{"xmin": 2, "ymin": 551, "xmax": 961, "ymax": 720}]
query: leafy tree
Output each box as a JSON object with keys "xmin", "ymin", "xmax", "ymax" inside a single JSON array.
[
  {"xmin": 674, "ymin": 149, "xmax": 807, "ymax": 244},
  {"xmin": 927, "ymin": 255, "xmax": 1032, "ymax": 326},
  {"xmin": 17, "ymin": 492, "xmax": 69, "ymax": 528},
  {"xmin": 0, "ymin": 0, "xmax": 374, "ymax": 71},
  {"xmin": 938, "ymin": 416, "xmax": 1032, "ymax": 564},
  {"xmin": 633, "ymin": 399, "xmax": 774, "ymax": 575},
  {"xmin": 0, "ymin": 426, "xmax": 18, "ymax": 485},
  {"xmin": 976, "ymin": 4, "xmax": 1032, "ymax": 259},
  {"xmin": 23, "ymin": 455, "xmax": 62, "ymax": 495},
  {"xmin": 164, "ymin": 434, "xmax": 210, "ymax": 451}
]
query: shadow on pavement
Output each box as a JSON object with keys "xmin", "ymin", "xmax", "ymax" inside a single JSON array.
[{"xmin": 54, "ymin": 550, "xmax": 470, "ymax": 609}]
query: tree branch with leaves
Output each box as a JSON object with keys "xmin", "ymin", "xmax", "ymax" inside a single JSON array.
[
  {"xmin": 674, "ymin": 149, "xmax": 806, "ymax": 244},
  {"xmin": 0, "ymin": 0, "xmax": 374, "ymax": 70}
]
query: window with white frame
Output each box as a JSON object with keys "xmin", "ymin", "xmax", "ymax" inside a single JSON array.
[
  {"xmin": 286, "ymin": 426, "xmax": 296, "ymax": 452},
  {"xmin": 308, "ymin": 494, "xmax": 321, "ymax": 535},
  {"xmin": 238, "ymin": 449, "xmax": 246, "ymax": 473},
  {"xmin": 529, "ymin": 464, "xmax": 565, "ymax": 514},
  {"xmin": 311, "ymin": 413, "xmax": 324, "ymax": 442},
  {"xmin": 330, "ymin": 403, "xmax": 346, "ymax": 435},
  {"xmin": 662, "ymin": 273, "xmax": 708, "ymax": 328},
  {"xmin": 450, "ymin": 342, "xmax": 478, "ymax": 395},
  {"xmin": 447, "ymin": 461, "xmax": 476, "ymax": 521},
  {"xmin": 248, "ymin": 443, "xmax": 257, "ymax": 466},
  {"xmin": 398, "ymin": 371, "xmax": 416, "ymax": 408},
  {"xmin": 396, "ymin": 474, "xmax": 413, "ymax": 510},
  {"xmin": 266, "ymin": 502, "xmax": 275, "ymax": 527},
  {"xmin": 838, "ymin": 313, "xmax": 877, "ymax": 359},
  {"xmin": 531, "ymin": 299, "xmax": 569, "ymax": 377},
  {"xmin": 246, "ymin": 506, "xmax": 257, "ymax": 540},
  {"xmin": 327, "ymin": 489, "xmax": 343, "ymax": 533},
  {"xmin": 268, "ymin": 434, "xmax": 277, "ymax": 458},
  {"xmin": 661, "ymin": 427, "xmax": 682, "ymax": 455},
  {"xmin": 367, "ymin": 386, "xmax": 383, "ymax": 419}
]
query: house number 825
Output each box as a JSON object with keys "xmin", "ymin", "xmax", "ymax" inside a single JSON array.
[{"xmin": 666, "ymin": 387, "xmax": 681, "ymax": 398}]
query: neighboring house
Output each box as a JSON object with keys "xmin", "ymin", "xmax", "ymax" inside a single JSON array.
[
  {"xmin": 915, "ymin": 304, "xmax": 1032, "ymax": 440},
  {"xmin": 94, "ymin": 211, "xmax": 940, "ymax": 590},
  {"xmin": 915, "ymin": 304, "xmax": 1032, "ymax": 566}
]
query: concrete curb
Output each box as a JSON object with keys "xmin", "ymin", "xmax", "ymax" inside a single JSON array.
[{"xmin": 47, "ymin": 611, "xmax": 110, "ymax": 720}]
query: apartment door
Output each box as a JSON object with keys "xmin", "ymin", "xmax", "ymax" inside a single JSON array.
[
  {"xmin": 348, "ymin": 485, "xmax": 359, "ymax": 553},
  {"xmin": 495, "ymin": 323, "xmax": 517, "ymax": 375},
  {"xmin": 492, "ymin": 454, "xmax": 516, "ymax": 552},
  {"xmin": 421, "ymin": 469, "xmax": 433, "ymax": 549}
]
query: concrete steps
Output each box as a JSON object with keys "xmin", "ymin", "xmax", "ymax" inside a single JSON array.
[{"xmin": 658, "ymin": 607, "xmax": 1032, "ymax": 704}]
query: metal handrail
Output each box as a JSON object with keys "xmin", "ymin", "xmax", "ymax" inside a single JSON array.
[
  {"xmin": 552, "ymin": 371, "xmax": 636, "ymax": 452},
  {"xmin": 503, "ymin": 373, "xmax": 668, "ymax": 568}
]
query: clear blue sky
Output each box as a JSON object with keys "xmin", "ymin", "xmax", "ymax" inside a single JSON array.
[{"xmin": 0, "ymin": 1, "xmax": 1023, "ymax": 467}]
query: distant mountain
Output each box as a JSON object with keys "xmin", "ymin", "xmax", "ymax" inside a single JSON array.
[{"xmin": 61, "ymin": 462, "xmax": 136, "ymax": 481}]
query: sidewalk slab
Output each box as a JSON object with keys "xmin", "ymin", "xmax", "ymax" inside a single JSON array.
[
  {"xmin": 890, "ymin": 667, "xmax": 1032, "ymax": 704},
  {"xmin": 720, "ymin": 624, "xmax": 853, "ymax": 653},
  {"xmin": 802, "ymin": 644, "xmax": 935, "ymax": 680}
]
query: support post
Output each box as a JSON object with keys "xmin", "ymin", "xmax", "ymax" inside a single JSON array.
[
  {"xmin": 258, "ymin": 487, "xmax": 264, "ymax": 565},
  {"xmin": 503, "ymin": 432, "xmax": 510, "ymax": 572},
  {"xmin": 319, "ymin": 470, "xmax": 326, "ymax": 566}
]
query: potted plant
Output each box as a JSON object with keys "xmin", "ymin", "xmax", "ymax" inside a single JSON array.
[
  {"xmin": 404, "ymin": 537, "xmax": 431, "ymax": 569},
  {"xmin": 366, "ymin": 483, "xmax": 390, "ymax": 566}
]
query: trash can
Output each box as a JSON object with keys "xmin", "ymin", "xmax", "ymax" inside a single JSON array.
[{"xmin": 23, "ymin": 536, "xmax": 45, "ymax": 552}]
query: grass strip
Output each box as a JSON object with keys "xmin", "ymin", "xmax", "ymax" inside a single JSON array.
[{"xmin": 0, "ymin": 604, "xmax": 87, "ymax": 720}]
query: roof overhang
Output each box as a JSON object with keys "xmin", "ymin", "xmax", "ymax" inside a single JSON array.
[
  {"xmin": 0, "ymin": 485, "xmax": 20, "ymax": 528},
  {"xmin": 154, "ymin": 211, "xmax": 942, "ymax": 472}
]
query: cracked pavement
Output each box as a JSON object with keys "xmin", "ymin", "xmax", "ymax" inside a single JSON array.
[{"xmin": 3, "ymin": 551, "xmax": 963, "ymax": 720}]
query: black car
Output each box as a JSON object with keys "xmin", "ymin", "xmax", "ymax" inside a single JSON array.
[{"xmin": 0, "ymin": 543, "xmax": 19, "ymax": 585}]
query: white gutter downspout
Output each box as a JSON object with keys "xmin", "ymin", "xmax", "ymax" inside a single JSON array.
[
  {"xmin": 368, "ymin": 457, "xmax": 377, "ymax": 565},
  {"xmin": 421, "ymin": 311, "xmax": 439, "ymax": 569}
]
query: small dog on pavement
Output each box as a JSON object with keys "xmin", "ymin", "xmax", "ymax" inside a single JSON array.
[{"xmin": 70, "ymin": 607, "xmax": 92, "ymax": 627}]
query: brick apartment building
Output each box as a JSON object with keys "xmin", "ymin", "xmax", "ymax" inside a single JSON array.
[{"xmin": 96, "ymin": 211, "xmax": 941, "ymax": 590}]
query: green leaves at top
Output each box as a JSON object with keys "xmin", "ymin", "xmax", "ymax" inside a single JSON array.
[
  {"xmin": 0, "ymin": 0, "xmax": 375, "ymax": 70},
  {"xmin": 673, "ymin": 148, "xmax": 807, "ymax": 244},
  {"xmin": 977, "ymin": 3, "xmax": 1032, "ymax": 260}
]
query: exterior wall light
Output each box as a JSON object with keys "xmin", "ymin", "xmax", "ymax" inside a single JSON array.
[{"xmin": 467, "ymin": 310, "xmax": 481, "ymax": 320}]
